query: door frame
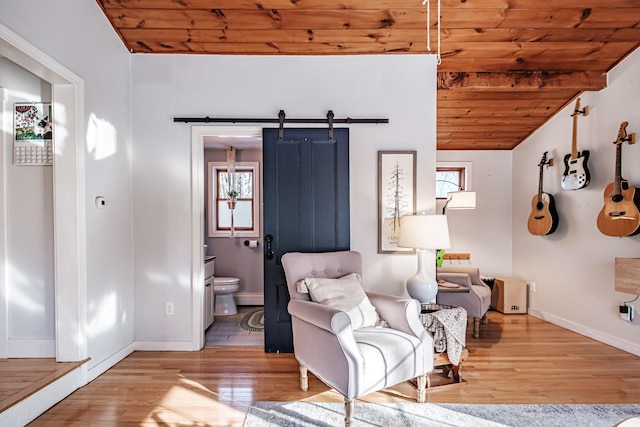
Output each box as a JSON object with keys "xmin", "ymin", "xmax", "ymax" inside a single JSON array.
[
  {"xmin": 190, "ymin": 125, "xmax": 262, "ymax": 349},
  {"xmin": 0, "ymin": 23, "xmax": 87, "ymax": 363}
]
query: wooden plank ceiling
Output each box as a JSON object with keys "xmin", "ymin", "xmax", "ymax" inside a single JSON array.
[{"xmin": 96, "ymin": 0, "xmax": 640, "ymax": 150}]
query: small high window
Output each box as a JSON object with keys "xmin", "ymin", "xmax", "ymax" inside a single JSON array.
[
  {"xmin": 436, "ymin": 161, "xmax": 472, "ymax": 199},
  {"xmin": 436, "ymin": 167, "xmax": 466, "ymax": 199},
  {"xmin": 208, "ymin": 162, "xmax": 260, "ymax": 237}
]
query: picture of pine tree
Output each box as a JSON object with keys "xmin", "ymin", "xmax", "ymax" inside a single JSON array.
[
  {"xmin": 378, "ymin": 151, "xmax": 416, "ymax": 253},
  {"xmin": 385, "ymin": 161, "xmax": 410, "ymax": 234}
]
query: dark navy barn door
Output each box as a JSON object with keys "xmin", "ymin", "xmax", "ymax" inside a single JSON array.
[{"xmin": 262, "ymin": 128, "xmax": 350, "ymax": 353}]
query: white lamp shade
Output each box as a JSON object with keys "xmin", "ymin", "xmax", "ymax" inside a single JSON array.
[
  {"xmin": 446, "ymin": 191, "xmax": 476, "ymax": 210},
  {"xmin": 397, "ymin": 215, "xmax": 451, "ymax": 250}
]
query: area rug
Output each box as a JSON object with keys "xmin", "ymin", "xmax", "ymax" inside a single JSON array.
[
  {"xmin": 240, "ymin": 309, "xmax": 264, "ymax": 332},
  {"xmin": 243, "ymin": 401, "xmax": 640, "ymax": 427}
]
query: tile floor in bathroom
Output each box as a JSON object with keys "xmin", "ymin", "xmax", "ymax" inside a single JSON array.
[{"xmin": 204, "ymin": 305, "xmax": 264, "ymax": 347}]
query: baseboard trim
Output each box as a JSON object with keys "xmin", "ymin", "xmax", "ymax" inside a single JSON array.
[
  {"xmin": 89, "ymin": 340, "xmax": 202, "ymax": 382},
  {"xmin": 528, "ymin": 308, "xmax": 640, "ymax": 357},
  {"xmin": 6, "ymin": 338, "xmax": 55, "ymax": 358},
  {"xmin": 87, "ymin": 342, "xmax": 136, "ymax": 382},
  {"xmin": 135, "ymin": 340, "xmax": 201, "ymax": 352},
  {"xmin": 236, "ymin": 293, "xmax": 263, "ymax": 306}
]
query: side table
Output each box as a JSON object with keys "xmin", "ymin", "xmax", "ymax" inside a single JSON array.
[{"xmin": 421, "ymin": 303, "xmax": 469, "ymax": 386}]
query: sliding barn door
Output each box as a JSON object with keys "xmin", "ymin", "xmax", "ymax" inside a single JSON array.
[{"xmin": 262, "ymin": 128, "xmax": 350, "ymax": 353}]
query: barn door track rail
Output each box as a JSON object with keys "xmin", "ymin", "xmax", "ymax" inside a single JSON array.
[{"xmin": 174, "ymin": 110, "xmax": 388, "ymax": 141}]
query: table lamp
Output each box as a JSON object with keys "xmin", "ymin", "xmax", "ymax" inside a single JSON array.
[
  {"xmin": 443, "ymin": 190, "xmax": 476, "ymax": 214},
  {"xmin": 436, "ymin": 179, "xmax": 476, "ymax": 214},
  {"xmin": 397, "ymin": 214, "xmax": 451, "ymax": 303}
]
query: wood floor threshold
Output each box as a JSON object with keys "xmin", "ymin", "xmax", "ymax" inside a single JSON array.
[{"xmin": 0, "ymin": 358, "xmax": 90, "ymax": 413}]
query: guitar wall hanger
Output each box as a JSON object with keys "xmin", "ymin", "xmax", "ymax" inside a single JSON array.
[
  {"xmin": 571, "ymin": 105, "xmax": 589, "ymax": 117},
  {"xmin": 615, "ymin": 132, "xmax": 635, "ymax": 145}
]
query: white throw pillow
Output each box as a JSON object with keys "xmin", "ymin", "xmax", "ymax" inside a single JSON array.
[
  {"xmin": 297, "ymin": 273, "xmax": 379, "ymax": 329},
  {"xmin": 296, "ymin": 273, "xmax": 361, "ymax": 294}
]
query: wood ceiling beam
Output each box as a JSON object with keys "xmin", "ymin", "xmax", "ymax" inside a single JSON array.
[
  {"xmin": 437, "ymin": 90, "xmax": 578, "ymax": 101},
  {"xmin": 437, "ymin": 71, "xmax": 606, "ymax": 91}
]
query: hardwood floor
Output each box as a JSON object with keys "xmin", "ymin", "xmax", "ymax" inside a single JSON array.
[
  {"xmin": 23, "ymin": 311, "xmax": 640, "ymax": 426},
  {"xmin": 0, "ymin": 358, "xmax": 89, "ymax": 413}
]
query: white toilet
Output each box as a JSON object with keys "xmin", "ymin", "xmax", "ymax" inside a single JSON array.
[{"xmin": 213, "ymin": 277, "xmax": 240, "ymax": 315}]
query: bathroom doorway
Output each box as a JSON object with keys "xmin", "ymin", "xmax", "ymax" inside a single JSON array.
[{"xmin": 192, "ymin": 125, "xmax": 264, "ymax": 348}]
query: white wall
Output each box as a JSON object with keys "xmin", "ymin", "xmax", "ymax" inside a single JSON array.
[
  {"xmin": 0, "ymin": 1, "xmax": 135, "ymax": 370},
  {"xmin": 0, "ymin": 59, "xmax": 55, "ymax": 357},
  {"xmin": 131, "ymin": 54, "xmax": 438, "ymax": 343},
  {"xmin": 513, "ymin": 48, "xmax": 640, "ymax": 356},
  {"xmin": 436, "ymin": 151, "xmax": 513, "ymax": 277}
]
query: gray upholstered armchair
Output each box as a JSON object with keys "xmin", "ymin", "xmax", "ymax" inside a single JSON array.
[
  {"xmin": 281, "ymin": 251, "xmax": 433, "ymax": 427},
  {"xmin": 436, "ymin": 266, "xmax": 492, "ymax": 338}
]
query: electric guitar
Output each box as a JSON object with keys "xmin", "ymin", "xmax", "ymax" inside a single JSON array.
[
  {"xmin": 561, "ymin": 98, "xmax": 590, "ymax": 190},
  {"xmin": 596, "ymin": 122, "xmax": 640, "ymax": 237},
  {"xmin": 528, "ymin": 152, "xmax": 559, "ymax": 236}
]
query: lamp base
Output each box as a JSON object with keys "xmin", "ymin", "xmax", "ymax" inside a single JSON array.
[
  {"xmin": 405, "ymin": 248, "xmax": 439, "ymax": 304},
  {"xmin": 406, "ymin": 274, "xmax": 438, "ymax": 304}
]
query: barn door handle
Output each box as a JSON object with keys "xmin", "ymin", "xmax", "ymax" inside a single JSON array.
[{"xmin": 265, "ymin": 234, "xmax": 274, "ymax": 260}]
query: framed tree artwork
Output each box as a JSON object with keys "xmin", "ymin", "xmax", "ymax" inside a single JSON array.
[{"xmin": 378, "ymin": 151, "xmax": 416, "ymax": 254}]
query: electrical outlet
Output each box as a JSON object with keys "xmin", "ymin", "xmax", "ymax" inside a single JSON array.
[
  {"xmin": 165, "ymin": 302, "xmax": 174, "ymax": 316},
  {"xmin": 620, "ymin": 304, "xmax": 634, "ymax": 322},
  {"xmin": 529, "ymin": 281, "xmax": 536, "ymax": 292},
  {"xmin": 629, "ymin": 305, "xmax": 635, "ymax": 321}
]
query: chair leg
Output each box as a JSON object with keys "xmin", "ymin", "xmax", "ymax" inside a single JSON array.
[
  {"xmin": 482, "ymin": 314, "xmax": 488, "ymax": 324},
  {"xmin": 473, "ymin": 317, "xmax": 480, "ymax": 338},
  {"xmin": 344, "ymin": 397, "xmax": 354, "ymax": 427},
  {"xmin": 415, "ymin": 373, "xmax": 427, "ymax": 403},
  {"xmin": 299, "ymin": 364, "xmax": 308, "ymax": 391}
]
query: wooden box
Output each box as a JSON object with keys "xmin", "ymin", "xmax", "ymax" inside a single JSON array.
[
  {"xmin": 491, "ymin": 277, "xmax": 527, "ymax": 314},
  {"xmin": 615, "ymin": 258, "xmax": 640, "ymax": 295}
]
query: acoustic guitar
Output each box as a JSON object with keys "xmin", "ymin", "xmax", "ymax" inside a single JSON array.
[
  {"xmin": 561, "ymin": 98, "xmax": 590, "ymax": 190},
  {"xmin": 596, "ymin": 122, "xmax": 640, "ymax": 237},
  {"xmin": 528, "ymin": 152, "xmax": 559, "ymax": 236}
]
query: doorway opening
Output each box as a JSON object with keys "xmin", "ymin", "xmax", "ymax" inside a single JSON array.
[
  {"xmin": 191, "ymin": 125, "xmax": 264, "ymax": 349},
  {"xmin": 0, "ymin": 23, "xmax": 86, "ymax": 363}
]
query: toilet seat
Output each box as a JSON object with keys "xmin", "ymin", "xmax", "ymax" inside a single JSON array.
[{"xmin": 214, "ymin": 277, "xmax": 240, "ymax": 286}]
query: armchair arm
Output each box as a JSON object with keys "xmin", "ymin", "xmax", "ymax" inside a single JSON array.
[
  {"xmin": 288, "ymin": 299, "xmax": 363, "ymax": 397},
  {"xmin": 288, "ymin": 299, "xmax": 352, "ymax": 333},
  {"xmin": 366, "ymin": 292, "xmax": 429, "ymax": 341},
  {"xmin": 436, "ymin": 272, "xmax": 473, "ymax": 290}
]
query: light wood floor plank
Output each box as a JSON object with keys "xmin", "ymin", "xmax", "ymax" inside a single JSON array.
[{"xmin": 19, "ymin": 312, "xmax": 640, "ymax": 426}]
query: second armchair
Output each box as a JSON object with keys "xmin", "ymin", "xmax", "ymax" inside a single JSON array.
[{"xmin": 436, "ymin": 266, "xmax": 492, "ymax": 338}]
